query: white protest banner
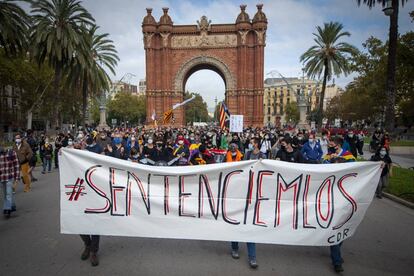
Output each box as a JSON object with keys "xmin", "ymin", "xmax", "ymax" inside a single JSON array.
[
  {"xmin": 229, "ymin": 115, "xmax": 243, "ymax": 133},
  {"xmin": 60, "ymin": 148, "xmax": 381, "ymax": 246}
]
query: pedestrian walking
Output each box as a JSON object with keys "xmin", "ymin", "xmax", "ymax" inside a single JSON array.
[
  {"xmin": 0, "ymin": 145, "xmax": 19, "ymax": 218},
  {"xmin": 12, "ymin": 134, "xmax": 33, "ymax": 192}
]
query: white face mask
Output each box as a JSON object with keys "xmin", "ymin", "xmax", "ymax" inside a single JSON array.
[
  {"xmin": 308, "ymin": 139, "xmax": 314, "ymax": 143},
  {"xmin": 380, "ymin": 150, "xmax": 387, "ymax": 157},
  {"xmin": 68, "ymin": 141, "xmax": 73, "ymax": 146},
  {"xmin": 349, "ymin": 134, "xmax": 354, "ymax": 138},
  {"xmin": 148, "ymin": 139, "xmax": 153, "ymax": 144},
  {"xmin": 178, "ymin": 140, "xmax": 184, "ymax": 145},
  {"xmin": 131, "ymin": 137, "xmax": 136, "ymax": 141},
  {"xmin": 322, "ymin": 136, "xmax": 327, "ymax": 140},
  {"xmin": 15, "ymin": 139, "xmax": 22, "ymax": 144}
]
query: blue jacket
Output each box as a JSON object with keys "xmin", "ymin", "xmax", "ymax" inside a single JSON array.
[{"xmin": 301, "ymin": 141, "xmax": 323, "ymax": 161}]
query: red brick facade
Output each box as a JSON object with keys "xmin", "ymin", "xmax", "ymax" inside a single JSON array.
[{"xmin": 142, "ymin": 5, "xmax": 267, "ymax": 126}]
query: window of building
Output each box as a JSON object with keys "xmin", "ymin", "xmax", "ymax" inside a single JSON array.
[{"xmin": 268, "ymin": 107, "xmax": 271, "ymax": 114}]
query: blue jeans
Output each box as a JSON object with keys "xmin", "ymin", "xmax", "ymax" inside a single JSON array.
[
  {"xmin": 42, "ymin": 158, "xmax": 51, "ymax": 172},
  {"xmin": 1, "ymin": 179, "xmax": 16, "ymax": 210},
  {"xmin": 330, "ymin": 243, "xmax": 343, "ymax": 266},
  {"xmin": 231, "ymin": 242, "xmax": 256, "ymax": 261}
]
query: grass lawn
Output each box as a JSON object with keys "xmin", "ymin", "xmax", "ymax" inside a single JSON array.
[
  {"xmin": 390, "ymin": 140, "xmax": 414, "ymax": 147},
  {"xmin": 386, "ymin": 167, "xmax": 414, "ymax": 203},
  {"xmin": 363, "ymin": 137, "xmax": 414, "ymax": 147}
]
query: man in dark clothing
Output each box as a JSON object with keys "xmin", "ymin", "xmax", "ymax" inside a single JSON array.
[
  {"xmin": 85, "ymin": 137, "xmax": 103, "ymax": 154},
  {"xmin": 106, "ymin": 134, "xmax": 127, "ymax": 160},
  {"xmin": 78, "ymin": 136, "xmax": 104, "ymax": 266},
  {"xmin": 54, "ymin": 133, "xmax": 64, "ymax": 168},
  {"xmin": 370, "ymin": 147, "xmax": 392, "ymax": 198},
  {"xmin": 26, "ymin": 130, "xmax": 38, "ymax": 182},
  {"xmin": 275, "ymin": 137, "xmax": 306, "ymax": 163},
  {"xmin": 344, "ymin": 130, "xmax": 358, "ymax": 158}
]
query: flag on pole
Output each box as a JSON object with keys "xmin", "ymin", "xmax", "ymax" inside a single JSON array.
[
  {"xmin": 219, "ymin": 102, "xmax": 230, "ymax": 129},
  {"xmin": 172, "ymin": 95, "xmax": 196, "ymax": 110},
  {"xmin": 163, "ymin": 109, "xmax": 174, "ymax": 124}
]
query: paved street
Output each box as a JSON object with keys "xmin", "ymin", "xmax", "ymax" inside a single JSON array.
[
  {"xmin": 362, "ymin": 150, "xmax": 414, "ymax": 169},
  {"xmin": 1, "ymin": 166, "xmax": 413, "ymax": 276}
]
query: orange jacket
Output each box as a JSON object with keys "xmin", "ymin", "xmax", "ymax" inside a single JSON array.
[{"xmin": 225, "ymin": 150, "xmax": 243, "ymax": 162}]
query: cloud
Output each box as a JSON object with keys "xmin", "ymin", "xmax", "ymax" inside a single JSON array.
[{"xmin": 22, "ymin": 0, "xmax": 414, "ymax": 108}]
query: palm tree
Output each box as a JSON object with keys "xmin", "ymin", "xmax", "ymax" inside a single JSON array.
[
  {"xmin": 30, "ymin": 0, "xmax": 95, "ymax": 128},
  {"xmin": 300, "ymin": 22, "xmax": 358, "ymax": 128},
  {"xmin": 67, "ymin": 25, "xmax": 119, "ymax": 126},
  {"xmin": 357, "ymin": 0, "xmax": 408, "ymax": 132},
  {"xmin": 0, "ymin": 0, "xmax": 31, "ymax": 56}
]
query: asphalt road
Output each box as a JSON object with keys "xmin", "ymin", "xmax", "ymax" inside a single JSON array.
[
  {"xmin": 361, "ymin": 150, "xmax": 414, "ymax": 169},
  {"xmin": 0, "ymin": 166, "xmax": 413, "ymax": 276}
]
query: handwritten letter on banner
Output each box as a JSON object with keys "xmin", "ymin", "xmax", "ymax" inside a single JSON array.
[{"xmin": 60, "ymin": 149, "xmax": 381, "ymax": 246}]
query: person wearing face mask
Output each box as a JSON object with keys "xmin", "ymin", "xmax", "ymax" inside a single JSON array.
[
  {"xmin": 319, "ymin": 131, "xmax": 330, "ymax": 156},
  {"xmin": 370, "ymin": 147, "xmax": 392, "ymax": 198},
  {"xmin": 142, "ymin": 137, "xmax": 157, "ymax": 160},
  {"xmin": 293, "ymin": 132, "xmax": 306, "ymax": 150},
  {"xmin": 344, "ymin": 130, "xmax": 358, "ymax": 158},
  {"xmin": 225, "ymin": 143, "xmax": 243, "ymax": 162},
  {"xmin": 106, "ymin": 134, "xmax": 127, "ymax": 160},
  {"xmin": 231, "ymin": 137, "xmax": 263, "ymax": 269},
  {"xmin": 41, "ymin": 138, "xmax": 53, "ymax": 174},
  {"xmin": 275, "ymin": 137, "xmax": 306, "ymax": 163},
  {"xmin": 84, "ymin": 137, "xmax": 103, "ymax": 154},
  {"xmin": 0, "ymin": 144, "xmax": 20, "ymax": 218},
  {"xmin": 96, "ymin": 131, "xmax": 111, "ymax": 151},
  {"xmin": 323, "ymin": 136, "xmax": 355, "ymax": 163},
  {"xmin": 78, "ymin": 136, "xmax": 103, "ymax": 266},
  {"xmin": 126, "ymin": 135, "xmax": 140, "ymax": 156},
  {"xmin": 12, "ymin": 134, "xmax": 33, "ymax": 193},
  {"xmin": 260, "ymin": 133, "xmax": 272, "ymax": 158},
  {"xmin": 301, "ymin": 133, "xmax": 323, "ymax": 163},
  {"xmin": 370, "ymin": 128, "xmax": 383, "ymax": 153},
  {"xmin": 66, "ymin": 138, "xmax": 75, "ymax": 149},
  {"xmin": 173, "ymin": 136, "xmax": 190, "ymax": 165}
]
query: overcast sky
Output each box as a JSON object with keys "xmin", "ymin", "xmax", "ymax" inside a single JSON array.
[{"xmin": 25, "ymin": 0, "xmax": 414, "ymax": 108}]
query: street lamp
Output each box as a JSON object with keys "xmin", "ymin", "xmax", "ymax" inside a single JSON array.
[{"xmin": 382, "ymin": 0, "xmax": 393, "ymax": 16}]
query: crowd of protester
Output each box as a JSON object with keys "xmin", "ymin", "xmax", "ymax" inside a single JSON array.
[{"xmin": 0, "ymin": 124, "xmax": 392, "ymax": 272}]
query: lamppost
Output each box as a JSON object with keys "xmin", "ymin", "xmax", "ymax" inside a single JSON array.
[{"xmin": 97, "ymin": 72, "xmax": 136, "ymax": 130}]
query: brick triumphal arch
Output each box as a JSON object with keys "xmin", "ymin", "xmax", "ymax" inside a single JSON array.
[{"xmin": 142, "ymin": 4, "xmax": 267, "ymax": 126}]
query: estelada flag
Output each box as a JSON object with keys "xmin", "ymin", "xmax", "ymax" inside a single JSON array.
[{"xmin": 163, "ymin": 109, "xmax": 174, "ymax": 124}]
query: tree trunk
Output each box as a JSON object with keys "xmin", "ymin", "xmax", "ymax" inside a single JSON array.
[
  {"xmin": 51, "ymin": 65, "xmax": 62, "ymax": 131},
  {"xmin": 27, "ymin": 110, "xmax": 33, "ymax": 130},
  {"xmin": 318, "ymin": 60, "xmax": 329, "ymax": 128},
  {"xmin": 385, "ymin": 0, "xmax": 399, "ymax": 133},
  {"xmin": 82, "ymin": 74, "xmax": 88, "ymax": 128}
]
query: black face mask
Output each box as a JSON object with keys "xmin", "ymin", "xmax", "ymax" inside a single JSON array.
[{"xmin": 328, "ymin": 146, "xmax": 337, "ymax": 154}]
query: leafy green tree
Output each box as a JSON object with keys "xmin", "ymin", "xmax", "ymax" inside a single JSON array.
[
  {"xmin": 300, "ymin": 22, "xmax": 357, "ymax": 128},
  {"xmin": 67, "ymin": 25, "xmax": 119, "ymax": 127},
  {"xmin": 356, "ymin": 0, "xmax": 408, "ymax": 132},
  {"xmin": 30, "ymin": 0, "xmax": 95, "ymax": 128},
  {"xmin": 285, "ymin": 102, "xmax": 300, "ymax": 124},
  {"xmin": 107, "ymin": 92, "xmax": 146, "ymax": 125},
  {"xmin": 184, "ymin": 92, "xmax": 210, "ymax": 124},
  {"xmin": 0, "ymin": 49, "xmax": 54, "ymax": 129},
  {"xmin": 0, "ymin": 0, "xmax": 31, "ymax": 56}
]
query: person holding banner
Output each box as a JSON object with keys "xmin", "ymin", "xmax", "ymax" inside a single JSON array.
[
  {"xmin": 79, "ymin": 137, "xmax": 103, "ymax": 267},
  {"xmin": 323, "ymin": 136, "xmax": 356, "ymax": 273},
  {"xmin": 230, "ymin": 137, "xmax": 264, "ymax": 269}
]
